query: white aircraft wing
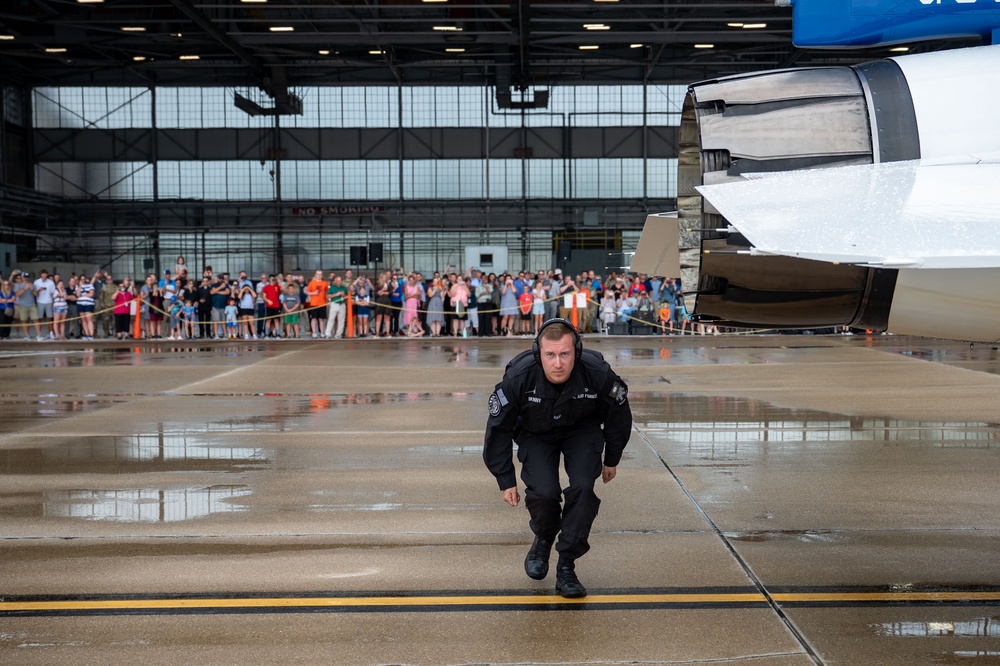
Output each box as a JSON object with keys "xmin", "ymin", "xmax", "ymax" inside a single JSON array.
[{"xmin": 696, "ymin": 158, "xmax": 1000, "ymax": 269}]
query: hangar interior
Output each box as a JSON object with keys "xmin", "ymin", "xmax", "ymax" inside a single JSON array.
[{"xmin": 0, "ymin": 0, "xmax": 974, "ymax": 277}]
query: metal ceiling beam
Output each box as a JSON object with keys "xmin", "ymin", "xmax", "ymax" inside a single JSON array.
[
  {"xmin": 515, "ymin": 0, "xmax": 530, "ymax": 90},
  {"xmin": 165, "ymin": 0, "xmax": 266, "ymax": 82}
]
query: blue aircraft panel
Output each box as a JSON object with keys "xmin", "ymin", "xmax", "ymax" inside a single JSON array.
[{"xmin": 791, "ymin": 0, "xmax": 1000, "ymax": 48}]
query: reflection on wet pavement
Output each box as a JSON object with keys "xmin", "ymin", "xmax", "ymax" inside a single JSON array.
[
  {"xmin": 0, "ymin": 345, "xmax": 284, "ymax": 369},
  {"xmin": 0, "ymin": 434, "xmax": 272, "ymax": 475},
  {"xmin": 630, "ymin": 394, "xmax": 1000, "ymax": 461},
  {"xmin": 872, "ymin": 617, "xmax": 1000, "ymax": 662},
  {"xmin": 0, "ymin": 397, "xmax": 122, "ymax": 434},
  {"xmin": 874, "ymin": 618, "xmax": 1000, "ymax": 638},
  {"xmin": 877, "ymin": 340, "xmax": 1000, "ymax": 377},
  {"xmin": 41, "ymin": 486, "xmax": 251, "ymax": 522},
  {"xmin": 157, "ymin": 392, "xmax": 474, "ymax": 433},
  {"xmin": 726, "ymin": 531, "xmax": 840, "ymax": 544}
]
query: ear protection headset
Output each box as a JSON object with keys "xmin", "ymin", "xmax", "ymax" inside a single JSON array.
[{"xmin": 532, "ymin": 317, "xmax": 583, "ymax": 364}]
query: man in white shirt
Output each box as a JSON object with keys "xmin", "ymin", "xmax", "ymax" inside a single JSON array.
[{"xmin": 33, "ymin": 269, "xmax": 56, "ymax": 339}]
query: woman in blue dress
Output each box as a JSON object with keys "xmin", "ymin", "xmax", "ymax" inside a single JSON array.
[
  {"xmin": 426, "ymin": 277, "xmax": 445, "ymax": 336},
  {"xmin": 498, "ymin": 273, "xmax": 518, "ymax": 337}
]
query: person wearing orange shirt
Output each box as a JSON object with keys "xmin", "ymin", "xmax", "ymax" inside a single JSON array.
[
  {"xmin": 305, "ymin": 269, "xmax": 329, "ymax": 339},
  {"xmin": 658, "ymin": 300, "xmax": 673, "ymax": 335}
]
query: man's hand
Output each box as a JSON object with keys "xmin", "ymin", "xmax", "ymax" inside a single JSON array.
[
  {"xmin": 602, "ymin": 466, "xmax": 617, "ymax": 484},
  {"xmin": 502, "ymin": 486, "xmax": 520, "ymax": 507}
]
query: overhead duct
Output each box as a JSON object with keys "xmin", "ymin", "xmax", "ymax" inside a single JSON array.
[
  {"xmin": 234, "ymin": 92, "xmax": 303, "ymax": 116},
  {"xmin": 495, "ymin": 88, "xmax": 549, "ymax": 110}
]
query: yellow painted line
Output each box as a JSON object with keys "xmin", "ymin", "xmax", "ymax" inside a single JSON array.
[
  {"xmin": 5, "ymin": 591, "xmax": 1000, "ymax": 613},
  {"xmin": 0, "ymin": 593, "xmax": 768, "ymax": 613}
]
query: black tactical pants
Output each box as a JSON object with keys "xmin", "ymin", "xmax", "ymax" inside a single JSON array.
[{"xmin": 517, "ymin": 427, "xmax": 603, "ymax": 560}]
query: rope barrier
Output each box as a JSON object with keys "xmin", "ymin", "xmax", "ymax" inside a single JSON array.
[
  {"xmin": 0, "ymin": 302, "xmax": 120, "ymax": 329},
  {"xmin": 0, "ymin": 288, "xmax": 790, "ymax": 338}
]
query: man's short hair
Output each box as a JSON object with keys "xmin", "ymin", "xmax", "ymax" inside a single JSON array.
[{"xmin": 538, "ymin": 321, "xmax": 575, "ymax": 345}]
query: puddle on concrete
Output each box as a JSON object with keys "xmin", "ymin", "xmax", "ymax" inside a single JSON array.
[
  {"xmin": 873, "ymin": 618, "xmax": 1000, "ymax": 663},
  {"xmin": 406, "ymin": 445, "xmax": 485, "ymax": 455},
  {"xmin": 932, "ymin": 652, "xmax": 1000, "ymax": 663},
  {"xmin": 726, "ymin": 530, "xmax": 840, "ymax": 544},
  {"xmin": 0, "ymin": 485, "xmax": 251, "ymax": 522},
  {"xmin": 0, "ymin": 395, "xmax": 119, "ymax": 413},
  {"xmin": 0, "ymin": 397, "xmax": 122, "ymax": 434},
  {"xmin": 0, "ymin": 435, "xmax": 272, "ymax": 475},
  {"xmin": 151, "ymin": 392, "xmax": 475, "ymax": 433},
  {"xmin": 307, "ymin": 502, "xmax": 405, "ymax": 512},
  {"xmin": 0, "ymin": 344, "xmax": 283, "ymax": 369},
  {"xmin": 896, "ymin": 345, "xmax": 1000, "ymax": 377},
  {"xmin": 630, "ymin": 394, "xmax": 1000, "ymax": 462},
  {"xmin": 875, "ymin": 618, "xmax": 1000, "ymax": 638}
]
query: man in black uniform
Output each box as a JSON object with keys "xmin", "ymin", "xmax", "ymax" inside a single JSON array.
[{"xmin": 483, "ymin": 318, "xmax": 632, "ymax": 598}]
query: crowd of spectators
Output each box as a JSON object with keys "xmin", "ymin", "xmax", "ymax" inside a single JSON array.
[{"xmin": 0, "ymin": 258, "xmax": 702, "ymax": 341}]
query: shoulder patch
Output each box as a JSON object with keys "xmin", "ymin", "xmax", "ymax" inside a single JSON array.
[
  {"xmin": 488, "ymin": 388, "xmax": 509, "ymax": 416},
  {"xmin": 610, "ymin": 380, "xmax": 628, "ymax": 405}
]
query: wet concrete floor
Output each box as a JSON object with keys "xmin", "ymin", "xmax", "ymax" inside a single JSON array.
[{"xmin": 2, "ymin": 334, "xmax": 1000, "ymax": 664}]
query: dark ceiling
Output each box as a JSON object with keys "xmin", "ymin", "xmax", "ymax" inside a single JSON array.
[{"xmin": 0, "ymin": 0, "xmax": 977, "ymax": 95}]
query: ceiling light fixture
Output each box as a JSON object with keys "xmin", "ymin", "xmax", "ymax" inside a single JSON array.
[
  {"xmin": 579, "ymin": 45, "xmax": 599, "ymax": 50},
  {"xmin": 121, "ymin": 27, "xmax": 146, "ymax": 32},
  {"xmin": 269, "ymin": 26, "xmax": 294, "ymax": 32},
  {"xmin": 446, "ymin": 48, "xmax": 465, "ymax": 53},
  {"xmin": 45, "ymin": 47, "xmax": 68, "ymax": 53},
  {"xmin": 318, "ymin": 50, "xmax": 330, "ymax": 55},
  {"xmin": 240, "ymin": 0, "xmax": 267, "ymax": 3},
  {"xmin": 742, "ymin": 23, "xmax": 767, "ymax": 29},
  {"xmin": 132, "ymin": 56, "xmax": 147, "ymax": 61},
  {"xmin": 727, "ymin": 23, "xmax": 744, "ymax": 28},
  {"xmin": 422, "ymin": 0, "xmax": 448, "ymax": 3},
  {"xmin": 432, "ymin": 26, "xmax": 462, "ymax": 31},
  {"xmin": 179, "ymin": 54, "xmax": 200, "ymax": 60},
  {"xmin": 694, "ymin": 43, "xmax": 714, "ymax": 49},
  {"xmin": 77, "ymin": 0, "xmax": 104, "ymax": 4},
  {"xmin": 584, "ymin": 24, "xmax": 610, "ymax": 30},
  {"xmin": 369, "ymin": 49, "xmax": 385, "ymax": 55},
  {"xmin": 0, "ymin": 35, "xmax": 15, "ymax": 41},
  {"xmin": 630, "ymin": 43, "xmax": 643, "ymax": 48},
  {"xmin": 890, "ymin": 46, "xmax": 909, "ymax": 52}
]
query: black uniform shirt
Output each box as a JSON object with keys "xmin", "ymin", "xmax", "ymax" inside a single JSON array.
[{"xmin": 483, "ymin": 348, "xmax": 632, "ymax": 490}]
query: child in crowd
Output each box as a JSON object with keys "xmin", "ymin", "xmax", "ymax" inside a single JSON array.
[
  {"xmin": 182, "ymin": 299, "xmax": 196, "ymax": 339},
  {"xmin": 658, "ymin": 299, "xmax": 673, "ymax": 335},
  {"xmin": 405, "ymin": 316, "xmax": 425, "ymax": 337},
  {"xmin": 169, "ymin": 299, "xmax": 182, "ymax": 340},
  {"xmin": 355, "ymin": 286, "xmax": 371, "ymax": 337},
  {"xmin": 676, "ymin": 295, "xmax": 694, "ymax": 335},
  {"xmin": 283, "ymin": 283, "xmax": 300, "ymax": 339},
  {"xmin": 224, "ymin": 297, "xmax": 239, "ymax": 339}
]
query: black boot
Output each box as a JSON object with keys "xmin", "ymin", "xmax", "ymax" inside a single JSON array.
[
  {"xmin": 555, "ymin": 557, "xmax": 587, "ymax": 598},
  {"xmin": 523, "ymin": 536, "xmax": 553, "ymax": 580}
]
